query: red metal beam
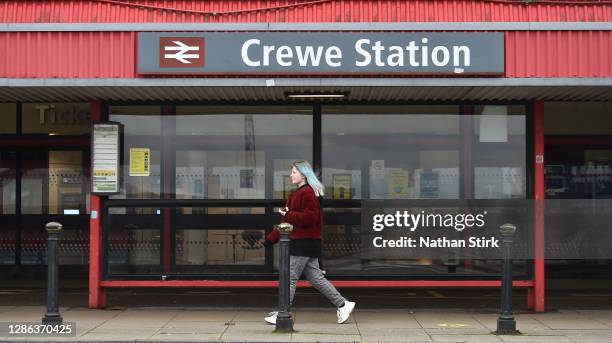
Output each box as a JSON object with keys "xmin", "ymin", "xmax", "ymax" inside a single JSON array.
[
  {"xmin": 532, "ymin": 100, "xmax": 546, "ymax": 313},
  {"xmin": 88, "ymin": 99, "xmax": 106, "ymax": 309},
  {"xmin": 100, "ymin": 280, "xmax": 534, "ymax": 288}
]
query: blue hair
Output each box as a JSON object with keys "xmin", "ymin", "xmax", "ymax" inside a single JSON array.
[{"xmin": 293, "ymin": 160, "xmax": 325, "ymax": 197}]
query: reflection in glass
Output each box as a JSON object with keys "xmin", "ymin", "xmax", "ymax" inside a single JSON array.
[
  {"xmin": 21, "ymin": 151, "xmax": 45, "ymax": 214},
  {"xmin": 107, "ymin": 207, "xmax": 161, "ymax": 275},
  {"xmin": 322, "ymin": 105, "xmax": 526, "ymax": 200},
  {"xmin": 473, "ymin": 105, "xmax": 526, "ymax": 199},
  {"xmin": 22, "ymin": 103, "xmax": 90, "ymax": 135},
  {"xmin": 322, "ymin": 207, "xmax": 527, "ymax": 276},
  {"xmin": 174, "ymin": 106, "xmax": 312, "ymax": 200},
  {"xmin": 175, "ymin": 229, "xmax": 265, "ymax": 266},
  {"xmin": 0, "ymin": 151, "xmax": 16, "ymax": 214},
  {"xmin": 0, "ymin": 151, "xmax": 17, "ymax": 265},
  {"xmin": 322, "ymin": 106, "xmax": 461, "ymax": 200},
  {"xmin": 20, "ymin": 151, "xmax": 87, "ymax": 214},
  {"xmin": 110, "ymin": 106, "xmax": 162, "ymax": 202},
  {"xmin": 48, "ymin": 151, "xmax": 84, "ymax": 214}
]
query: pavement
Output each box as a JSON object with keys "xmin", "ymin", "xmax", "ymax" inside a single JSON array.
[{"xmin": 1, "ymin": 305, "xmax": 612, "ymax": 342}]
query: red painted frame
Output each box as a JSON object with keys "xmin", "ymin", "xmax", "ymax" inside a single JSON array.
[
  {"xmin": 100, "ymin": 280, "xmax": 534, "ymax": 288},
  {"xmin": 89, "ymin": 100, "xmax": 106, "ymax": 308},
  {"xmin": 529, "ymin": 101, "xmax": 546, "ymax": 312}
]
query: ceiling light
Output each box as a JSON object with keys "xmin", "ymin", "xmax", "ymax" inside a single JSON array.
[{"xmin": 285, "ymin": 92, "xmax": 348, "ymax": 99}]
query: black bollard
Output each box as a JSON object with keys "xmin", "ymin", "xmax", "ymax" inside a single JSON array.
[
  {"xmin": 275, "ymin": 223, "xmax": 294, "ymax": 333},
  {"xmin": 496, "ymin": 223, "xmax": 517, "ymax": 334},
  {"xmin": 42, "ymin": 222, "xmax": 63, "ymax": 325}
]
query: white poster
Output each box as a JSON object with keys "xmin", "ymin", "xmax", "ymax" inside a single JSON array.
[{"xmin": 92, "ymin": 123, "xmax": 121, "ymax": 194}]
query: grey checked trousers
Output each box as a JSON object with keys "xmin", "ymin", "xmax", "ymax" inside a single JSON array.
[{"xmin": 289, "ymin": 255, "xmax": 346, "ymax": 308}]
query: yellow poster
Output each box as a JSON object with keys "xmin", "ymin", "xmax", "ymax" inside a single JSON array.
[
  {"xmin": 333, "ymin": 174, "xmax": 352, "ymax": 199},
  {"xmin": 129, "ymin": 148, "xmax": 150, "ymax": 176},
  {"xmin": 388, "ymin": 169, "xmax": 409, "ymax": 197}
]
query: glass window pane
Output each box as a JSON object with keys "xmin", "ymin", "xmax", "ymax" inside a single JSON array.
[
  {"xmin": 175, "ymin": 106, "xmax": 312, "ymax": 200},
  {"xmin": 0, "ymin": 104, "xmax": 17, "ymax": 134},
  {"xmin": 20, "ymin": 150, "xmax": 87, "ymax": 214},
  {"xmin": 48, "ymin": 151, "xmax": 85, "ymax": 215},
  {"xmin": 0, "ymin": 151, "xmax": 17, "ymax": 265},
  {"xmin": 21, "ymin": 151, "xmax": 45, "ymax": 214},
  {"xmin": 109, "ymin": 106, "xmax": 162, "ymax": 200},
  {"xmin": 176, "ymin": 228, "xmax": 266, "ymax": 266},
  {"xmin": 322, "ymin": 106, "xmax": 461, "ymax": 199},
  {"xmin": 321, "ymin": 208, "xmax": 528, "ymax": 276},
  {"xmin": 107, "ymin": 207, "xmax": 161, "ymax": 275},
  {"xmin": 323, "ymin": 105, "xmax": 526, "ymax": 200},
  {"xmin": 22, "ymin": 103, "xmax": 90, "ymax": 135},
  {"xmin": 0, "ymin": 151, "xmax": 16, "ymax": 214},
  {"xmin": 473, "ymin": 105, "xmax": 526, "ymax": 199}
]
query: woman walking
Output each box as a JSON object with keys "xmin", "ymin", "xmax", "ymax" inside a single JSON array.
[{"xmin": 263, "ymin": 160, "xmax": 356, "ymax": 325}]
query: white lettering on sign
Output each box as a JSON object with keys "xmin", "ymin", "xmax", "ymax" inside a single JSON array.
[
  {"xmin": 241, "ymin": 39, "xmax": 260, "ymax": 66},
  {"xmin": 355, "ymin": 38, "xmax": 470, "ymax": 73},
  {"xmin": 295, "ymin": 46, "xmax": 323, "ymax": 66},
  {"xmin": 164, "ymin": 40, "xmax": 200, "ymax": 64},
  {"xmin": 241, "ymin": 39, "xmax": 343, "ymax": 68},
  {"xmin": 241, "ymin": 38, "xmax": 472, "ymax": 73}
]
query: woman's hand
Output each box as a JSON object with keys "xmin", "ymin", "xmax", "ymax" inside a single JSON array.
[{"xmin": 278, "ymin": 207, "xmax": 289, "ymax": 216}]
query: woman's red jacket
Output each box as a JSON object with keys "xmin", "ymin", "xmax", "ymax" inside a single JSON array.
[{"xmin": 266, "ymin": 184, "xmax": 322, "ymax": 244}]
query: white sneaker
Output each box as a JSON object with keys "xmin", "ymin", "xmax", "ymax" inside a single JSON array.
[
  {"xmin": 336, "ymin": 301, "xmax": 356, "ymax": 324},
  {"xmin": 264, "ymin": 311, "xmax": 278, "ymax": 325}
]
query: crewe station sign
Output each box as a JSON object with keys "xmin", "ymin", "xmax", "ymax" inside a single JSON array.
[{"xmin": 137, "ymin": 32, "xmax": 504, "ymax": 75}]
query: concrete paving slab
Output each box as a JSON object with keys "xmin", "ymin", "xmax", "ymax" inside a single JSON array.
[
  {"xmin": 425, "ymin": 328, "xmax": 494, "ymax": 335},
  {"xmin": 291, "ymin": 333, "xmax": 361, "ymax": 342},
  {"xmin": 359, "ymin": 328, "xmax": 431, "ymax": 342},
  {"xmin": 76, "ymin": 331, "xmax": 155, "ymax": 341},
  {"xmin": 564, "ymin": 330, "xmax": 612, "ymax": 343},
  {"xmin": 499, "ymin": 334, "xmax": 574, "ymax": 343},
  {"xmin": 156, "ymin": 325, "xmax": 226, "ymax": 334},
  {"xmin": 413, "ymin": 313, "xmax": 487, "ymax": 330},
  {"xmin": 361, "ymin": 337, "xmax": 431, "ymax": 343},
  {"xmin": 171, "ymin": 310, "xmax": 237, "ymax": 322},
  {"xmin": 82, "ymin": 328, "xmax": 157, "ymax": 335},
  {"xmin": 233, "ymin": 310, "xmax": 269, "ymax": 322},
  {"xmin": 574, "ymin": 310, "xmax": 612, "ymax": 328},
  {"xmin": 222, "ymin": 324, "xmax": 294, "ymax": 342},
  {"xmin": 293, "ymin": 310, "xmax": 340, "ymax": 324},
  {"xmin": 530, "ymin": 313, "xmax": 611, "ymax": 330},
  {"xmin": 146, "ymin": 332, "xmax": 222, "ymax": 341},
  {"xmin": 354, "ymin": 311, "xmax": 421, "ymax": 329},
  {"xmin": 471, "ymin": 313, "xmax": 553, "ymax": 333},
  {"xmin": 93, "ymin": 321, "xmax": 170, "ymax": 330},
  {"xmin": 430, "ymin": 334, "xmax": 504, "ymax": 342},
  {"xmin": 293, "ymin": 322, "xmax": 359, "ymax": 335},
  {"xmin": 12, "ymin": 337, "xmax": 77, "ymax": 342},
  {"xmin": 161, "ymin": 321, "xmax": 227, "ymax": 331}
]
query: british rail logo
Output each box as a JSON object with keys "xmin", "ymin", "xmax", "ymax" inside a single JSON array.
[{"xmin": 159, "ymin": 37, "xmax": 205, "ymax": 68}]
